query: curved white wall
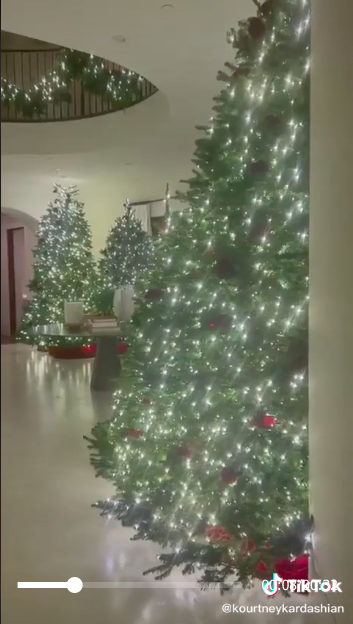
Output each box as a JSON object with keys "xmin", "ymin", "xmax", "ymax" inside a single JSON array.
[
  {"xmin": 1, "ymin": 0, "xmax": 252, "ymax": 250},
  {"xmin": 1, "ymin": 91, "xmax": 170, "ymax": 156}
]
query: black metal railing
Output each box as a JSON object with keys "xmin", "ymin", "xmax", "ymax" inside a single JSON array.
[{"xmin": 1, "ymin": 48, "xmax": 158, "ymax": 122}]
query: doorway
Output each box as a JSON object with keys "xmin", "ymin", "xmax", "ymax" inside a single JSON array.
[{"xmin": 7, "ymin": 227, "xmax": 25, "ymax": 335}]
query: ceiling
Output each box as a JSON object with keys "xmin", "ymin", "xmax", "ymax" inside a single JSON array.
[
  {"xmin": 1, "ymin": 30, "xmax": 61, "ymax": 50},
  {"xmin": 1, "ymin": 0, "xmax": 252, "ymax": 248}
]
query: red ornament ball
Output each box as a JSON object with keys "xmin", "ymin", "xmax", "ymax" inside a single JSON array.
[
  {"xmin": 189, "ymin": 268, "xmax": 202, "ymax": 279},
  {"xmin": 248, "ymin": 17, "xmax": 266, "ymax": 39},
  {"xmin": 176, "ymin": 447, "xmax": 193, "ymax": 459},
  {"xmin": 233, "ymin": 66, "xmax": 251, "ymax": 78},
  {"xmin": 251, "ymin": 411, "xmax": 277, "ymax": 428},
  {"xmin": 216, "ymin": 257, "xmax": 238, "ymax": 281},
  {"xmin": 260, "ymin": 0, "xmax": 274, "ymax": 18},
  {"xmin": 221, "ymin": 466, "xmax": 239, "ymax": 484},
  {"xmin": 124, "ymin": 428, "xmax": 143, "ymax": 438},
  {"xmin": 265, "ymin": 114, "xmax": 281, "ymax": 127},
  {"xmin": 291, "ymin": 352, "xmax": 308, "ymax": 374},
  {"xmin": 242, "ymin": 538, "xmax": 270, "ymax": 558},
  {"xmin": 241, "ymin": 538, "xmax": 257, "ymax": 556},
  {"xmin": 257, "ymin": 554, "xmax": 309, "ymax": 593},
  {"xmin": 145, "ymin": 287, "xmax": 164, "ymax": 301},
  {"xmin": 250, "ymin": 218, "xmax": 269, "ymax": 242},
  {"xmin": 255, "ymin": 560, "xmax": 271, "ymax": 580},
  {"xmin": 250, "ymin": 160, "xmax": 270, "ymax": 175},
  {"xmin": 141, "ymin": 396, "xmax": 152, "ymax": 405},
  {"xmin": 208, "ymin": 314, "xmax": 232, "ymax": 331},
  {"xmin": 187, "ymin": 438, "xmax": 206, "ymax": 453},
  {"xmin": 275, "ymin": 554, "xmax": 309, "ymax": 587},
  {"xmin": 117, "ymin": 341, "xmax": 129, "ymax": 355},
  {"xmin": 206, "ymin": 525, "xmax": 233, "ymax": 543}
]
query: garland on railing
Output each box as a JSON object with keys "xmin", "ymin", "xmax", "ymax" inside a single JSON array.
[{"xmin": 1, "ymin": 49, "xmax": 157, "ymax": 118}]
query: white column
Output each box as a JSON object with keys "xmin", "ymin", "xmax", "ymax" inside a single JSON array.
[
  {"xmin": 134, "ymin": 204, "xmax": 152, "ymax": 235},
  {"xmin": 310, "ymin": 0, "xmax": 353, "ymax": 620}
]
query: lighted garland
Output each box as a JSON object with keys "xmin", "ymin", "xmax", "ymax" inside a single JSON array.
[{"xmin": 1, "ymin": 49, "xmax": 157, "ymax": 118}]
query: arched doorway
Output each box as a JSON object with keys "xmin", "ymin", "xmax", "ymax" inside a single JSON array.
[{"xmin": 1, "ymin": 208, "xmax": 38, "ymax": 342}]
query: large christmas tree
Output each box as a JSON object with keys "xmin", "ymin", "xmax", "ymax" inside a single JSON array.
[
  {"xmin": 19, "ymin": 184, "xmax": 97, "ymax": 347},
  {"xmin": 87, "ymin": 0, "xmax": 310, "ymax": 590}
]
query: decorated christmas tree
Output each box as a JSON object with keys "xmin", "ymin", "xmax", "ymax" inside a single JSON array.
[
  {"xmin": 92, "ymin": 201, "xmax": 154, "ymax": 316},
  {"xmin": 19, "ymin": 184, "xmax": 97, "ymax": 347},
  {"xmin": 100, "ymin": 201, "xmax": 154, "ymax": 290},
  {"xmin": 86, "ymin": 0, "xmax": 310, "ymax": 590}
]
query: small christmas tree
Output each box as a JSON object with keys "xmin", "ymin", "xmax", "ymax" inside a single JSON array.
[
  {"xmin": 87, "ymin": 0, "xmax": 310, "ymax": 590},
  {"xmin": 19, "ymin": 184, "xmax": 97, "ymax": 347},
  {"xmin": 93, "ymin": 201, "xmax": 154, "ymax": 317},
  {"xmin": 100, "ymin": 201, "xmax": 154, "ymax": 290}
]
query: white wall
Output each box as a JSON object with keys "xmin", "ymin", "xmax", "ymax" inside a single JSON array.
[
  {"xmin": 1, "ymin": 92, "xmax": 170, "ymax": 156},
  {"xmin": 1, "ymin": 169, "xmax": 186, "ymax": 254}
]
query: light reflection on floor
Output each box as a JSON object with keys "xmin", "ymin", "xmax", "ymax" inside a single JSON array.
[{"xmin": 1, "ymin": 344, "xmax": 317, "ymax": 623}]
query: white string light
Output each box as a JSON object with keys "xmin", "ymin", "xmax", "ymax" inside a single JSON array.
[
  {"xmin": 91, "ymin": 0, "xmax": 310, "ymax": 585},
  {"xmin": 19, "ymin": 184, "xmax": 97, "ymax": 348}
]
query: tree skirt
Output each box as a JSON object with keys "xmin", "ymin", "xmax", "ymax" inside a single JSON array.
[
  {"xmin": 48, "ymin": 342, "xmax": 129, "ymax": 359},
  {"xmin": 48, "ymin": 345, "xmax": 96, "ymax": 359}
]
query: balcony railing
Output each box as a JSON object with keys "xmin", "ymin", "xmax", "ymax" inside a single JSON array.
[{"xmin": 1, "ymin": 48, "xmax": 158, "ymax": 122}]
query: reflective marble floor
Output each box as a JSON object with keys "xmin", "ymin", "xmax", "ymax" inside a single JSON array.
[{"xmin": 1, "ymin": 345, "xmax": 322, "ymax": 623}]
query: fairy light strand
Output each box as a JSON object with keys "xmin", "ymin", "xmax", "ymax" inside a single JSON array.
[{"xmin": 89, "ymin": 0, "xmax": 310, "ymax": 589}]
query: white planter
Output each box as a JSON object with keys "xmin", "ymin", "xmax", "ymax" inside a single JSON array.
[
  {"xmin": 113, "ymin": 288, "xmax": 135, "ymax": 322},
  {"xmin": 113, "ymin": 289, "xmax": 122, "ymax": 320},
  {"xmin": 64, "ymin": 301, "xmax": 84, "ymax": 326},
  {"xmin": 121, "ymin": 287, "xmax": 135, "ymax": 322}
]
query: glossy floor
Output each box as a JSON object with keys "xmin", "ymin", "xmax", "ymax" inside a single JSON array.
[{"xmin": 2, "ymin": 344, "xmax": 319, "ymax": 623}]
